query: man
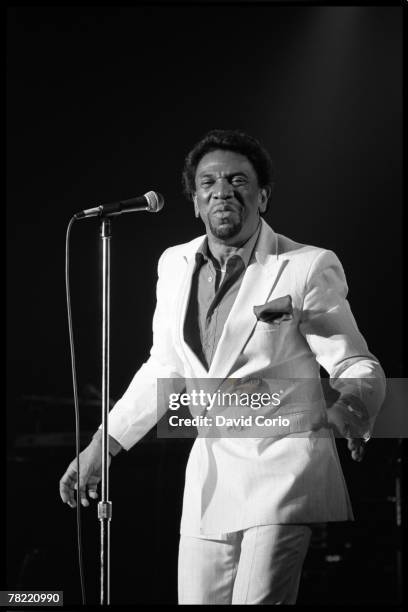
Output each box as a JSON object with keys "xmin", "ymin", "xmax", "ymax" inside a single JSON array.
[{"xmin": 59, "ymin": 129, "xmax": 386, "ymax": 604}]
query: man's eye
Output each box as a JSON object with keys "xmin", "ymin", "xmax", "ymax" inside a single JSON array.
[
  {"xmin": 201, "ymin": 181, "xmax": 213, "ymax": 187},
  {"xmin": 232, "ymin": 177, "xmax": 246, "ymax": 185}
]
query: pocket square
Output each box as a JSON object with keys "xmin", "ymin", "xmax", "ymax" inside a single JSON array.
[{"xmin": 253, "ymin": 295, "xmax": 293, "ymax": 323}]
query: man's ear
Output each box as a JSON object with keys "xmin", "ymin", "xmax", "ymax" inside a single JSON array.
[
  {"xmin": 193, "ymin": 194, "xmax": 200, "ymax": 218},
  {"xmin": 258, "ymin": 186, "xmax": 272, "ymax": 214}
]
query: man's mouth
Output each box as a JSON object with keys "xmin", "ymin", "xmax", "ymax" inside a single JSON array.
[
  {"xmin": 214, "ymin": 210, "xmax": 234, "ymax": 218},
  {"xmin": 212, "ymin": 204, "xmax": 239, "ymax": 216}
]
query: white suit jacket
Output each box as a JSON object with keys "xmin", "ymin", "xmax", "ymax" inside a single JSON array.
[{"xmin": 106, "ymin": 219, "xmax": 386, "ymax": 536}]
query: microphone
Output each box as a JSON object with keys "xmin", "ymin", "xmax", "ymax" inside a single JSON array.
[{"xmin": 74, "ymin": 191, "xmax": 164, "ymax": 219}]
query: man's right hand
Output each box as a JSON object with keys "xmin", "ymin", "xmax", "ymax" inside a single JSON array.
[{"xmin": 59, "ymin": 439, "xmax": 111, "ymax": 508}]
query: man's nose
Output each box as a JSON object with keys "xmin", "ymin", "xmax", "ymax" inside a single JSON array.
[{"xmin": 213, "ymin": 179, "xmax": 233, "ymax": 199}]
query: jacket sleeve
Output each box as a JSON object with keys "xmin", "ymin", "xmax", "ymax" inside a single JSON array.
[
  {"xmin": 299, "ymin": 249, "xmax": 386, "ymax": 438},
  {"xmin": 102, "ymin": 248, "xmax": 185, "ymax": 450}
]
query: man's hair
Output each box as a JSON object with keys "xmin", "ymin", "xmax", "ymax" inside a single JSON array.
[{"xmin": 182, "ymin": 129, "xmax": 275, "ymax": 212}]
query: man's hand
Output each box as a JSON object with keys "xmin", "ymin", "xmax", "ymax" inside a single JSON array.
[
  {"xmin": 59, "ymin": 439, "xmax": 111, "ymax": 508},
  {"xmin": 326, "ymin": 402, "xmax": 369, "ymax": 462},
  {"xmin": 346, "ymin": 437, "xmax": 365, "ymax": 462}
]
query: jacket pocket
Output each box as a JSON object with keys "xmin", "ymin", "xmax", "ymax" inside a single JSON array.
[{"xmin": 254, "ymin": 320, "xmax": 281, "ymax": 333}]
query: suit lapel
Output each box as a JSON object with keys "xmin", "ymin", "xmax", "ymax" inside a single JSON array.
[
  {"xmin": 176, "ymin": 236, "xmax": 209, "ymax": 378},
  {"xmin": 208, "ymin": 220, "xmax": 288, "ymax": 379}
]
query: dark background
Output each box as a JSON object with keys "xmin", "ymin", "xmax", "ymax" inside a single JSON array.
[{"xmin": 6, "ymin": 3, "xmax": 403, "ymax": 606}]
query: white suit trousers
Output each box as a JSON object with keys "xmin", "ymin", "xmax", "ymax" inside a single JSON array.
[{"xmin": 178, "ymin": 524, "xmax": 312, "ymax": 605}]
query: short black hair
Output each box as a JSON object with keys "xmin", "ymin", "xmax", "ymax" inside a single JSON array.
[{"xmin": 182, "ymin": 129, "xmax": 275, "ymax": 211}]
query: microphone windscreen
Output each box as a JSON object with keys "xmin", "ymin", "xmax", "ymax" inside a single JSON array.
[{"xmin": 145, "ymin": 191, "xmax": 164, "ymax": 212}]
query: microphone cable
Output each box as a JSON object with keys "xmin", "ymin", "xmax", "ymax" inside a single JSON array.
[{"xmin": 65, "ymin": 216, "xmax": 87, "ymax": 605}]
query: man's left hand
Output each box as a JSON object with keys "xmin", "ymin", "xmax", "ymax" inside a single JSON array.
[
  {"xmin": 326, "ymin": 402, "xmax": 369, "ymax": 462},
  {"xmin": 347, "ymin": 437, "xmax": 365, "ymax": 462}
]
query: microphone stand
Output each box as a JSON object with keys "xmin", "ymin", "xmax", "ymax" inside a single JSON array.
[
  {"xmin": 94, "ymin": 204, "xmax": 151, "ymax": 604},
  {"xmin": 98, "ymin": 216, "xmax": 112, "ymax": 605}
]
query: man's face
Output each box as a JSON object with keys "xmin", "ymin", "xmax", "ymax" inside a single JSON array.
[{"xmin": 193, "ymin": 149, "xmax": 269, "ymax": 245}]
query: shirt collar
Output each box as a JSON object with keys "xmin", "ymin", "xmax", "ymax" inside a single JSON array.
[{"xmin": 195, "ymin": 219, "xmax": 262, "ymax": 269}]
